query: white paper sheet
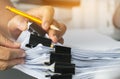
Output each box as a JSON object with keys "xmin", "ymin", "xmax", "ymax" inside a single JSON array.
[{"xmin": 64, "ymin": 29, "xmax": 120, "ymax": 51}]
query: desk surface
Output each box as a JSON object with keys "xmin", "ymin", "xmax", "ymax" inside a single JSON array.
[
  {"xmin": 63, "ymin": 29, "xmax": 120, "ymax": 51},
  {"xmin": 19, "ymin": 0, "xmax": 80, "ymax": 8}
]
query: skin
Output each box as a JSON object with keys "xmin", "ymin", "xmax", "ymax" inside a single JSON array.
[
  {"xmin": 0, "ymin": 33, "xmax": 25, "ymax": 70},
  {"xmin": 8, "ymin": 6, "xmax": 66, "ymax": 43},
  {"xmin": 0, "ymin": 0, "xmax": 25, "ymax": 70},
  {"xmin": 0, "ymin": 0, "xmax": 66, "ymax": 70},
  {"xmin": 113, "ymin": 4, "xmax": 120, "ymax": 29}
]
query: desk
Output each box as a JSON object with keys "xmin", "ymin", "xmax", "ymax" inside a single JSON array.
[
  {"xmin": 0, "ymin": 69, "xmax": 36, "ymax": 79},
  {"xmin": 19, "ymin": 0, "xmax": 80, "ymax": 8},
  {"xmin": 64, "ymin": 29, "xmax": 120, "ymax": 51}
]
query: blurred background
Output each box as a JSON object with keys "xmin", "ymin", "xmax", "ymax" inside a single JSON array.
[
  {"xmin": 1, "ymin": 0, "xmax": 120, "ymax": 79},
  {"xmin": 11, "ymin": 0, "xmax": 119, "ymax": 29}
]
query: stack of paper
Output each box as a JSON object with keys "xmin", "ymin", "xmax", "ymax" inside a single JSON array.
[{"xmin": 13, "ymin": 30, "xmax": 120, "ymax": 79}]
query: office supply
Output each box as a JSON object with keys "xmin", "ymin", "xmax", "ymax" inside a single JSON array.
[
  {"xmin": 26, "ymin": 34, "xmax": 52, "ymax": 47},
  {"xmin": 6, "ymin": 6, "xmax": 60, "ymax": 31},
  {"xmin": 49, "ymin": 52, "xmax": 71, "ymax": 64},
  {"xmin": 50, "ymin": 74, "xmax": 72, "ymax": 79}
]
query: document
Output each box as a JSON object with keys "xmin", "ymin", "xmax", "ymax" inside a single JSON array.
[{"xmin": 13, "ymin": 30, "xmax": 120, "ymax": 79}]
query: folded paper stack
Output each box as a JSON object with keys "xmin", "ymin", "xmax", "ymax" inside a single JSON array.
[{"xmin": 14, "ymin": 23, "xmax": 120, "ymax": 79}]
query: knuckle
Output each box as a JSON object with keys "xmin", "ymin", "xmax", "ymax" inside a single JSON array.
[
  {"xmin": 46, "ymin": 6, "xmax": 54, "ymax": 11},
  {"xmin": 0, "ymin": 47, "xmax": 11, "ymax": 60},
  {"xmin": 3, "ymin": 38, "xmax": 10, "ymax": 46},
  {"xmin": 0, "ymin": 34, "xmax": 4, "ymax": 45},
  {"xmin": 59, "ymin": 23, "xmax": 67, "ymax": 33},
  {"xmin": 8, "ymin": 18, "xmax": 14, "ymax": 28},
  {"xmin": 2, "ymin": 49, "xmax": 11, "ymax": 60},
  {"xmin": 44, "ymin": 6, "xmax": 54, "ymax": 14},
  {"xmin": 8, "ymin": 16, "xmax": 18, "ymax": 28},
  {"xmin": 7, "ymin": 20, "xmax": 12, "ymax": 27},
  {"xmin": 0, "ymin": 62, "xmax": 8, "ymax": 70}
]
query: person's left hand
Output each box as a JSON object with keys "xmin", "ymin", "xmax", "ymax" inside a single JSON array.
[
  {"xmin": 0, "ymin": 33, "xmax": 25, "ymax": 70},
  {"xmin": 8, "ymin": 6, "xmax": 66, "ymax": 44}
]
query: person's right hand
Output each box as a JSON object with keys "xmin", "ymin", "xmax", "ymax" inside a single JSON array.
[
  {"xmin": 7, "ymin": 6, "xmax": 66, "ymax": 44},
  {"xmin": 0, "ymin": 33, "xmax": 25, "ymax": 70}
]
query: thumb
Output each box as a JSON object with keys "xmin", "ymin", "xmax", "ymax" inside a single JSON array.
[
  {"xmin": 8, "ymin": 15, "xmax": 28, "ymax": 39},
  {"xmin": 42, "ymin": 6, "xmax": 54, "ymax": 31},
  {"xmin": 0, "ymin": 33, "xmax": 20, "ymax": 48},
  {"xmin": 26, "ymin": 6, "xmax": 54, "ymax": 31}
]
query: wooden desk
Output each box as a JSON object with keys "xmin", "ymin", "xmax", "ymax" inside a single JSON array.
[{"xmin": 19, "ymin": 0, "xmax": 80, "ymax": 8}]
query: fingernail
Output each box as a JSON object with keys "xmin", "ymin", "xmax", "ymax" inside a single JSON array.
[
  {"xmin": 17, "ymin": 21, "xmax": 27, "ymax": 31},
  {"xmin": 43, "ymin": 22, "xmax": 49, "ymax": 30}
]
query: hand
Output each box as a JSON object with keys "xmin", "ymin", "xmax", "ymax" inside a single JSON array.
[
  {"xmin": 8, "ymin": 6, "xmax": 66, "ymax": 44},
  {"xmin": 113, "ymin": 4, "xmax": 120, "ymax": 29},
  {"xmin": 0, "ymin": 33, "xmax": 25, "ymax": 70}
]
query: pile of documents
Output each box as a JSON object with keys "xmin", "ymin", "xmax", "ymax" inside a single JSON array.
[{"xmin": 13, "ymin": 27, "xmax": 120, "ymax": 79}]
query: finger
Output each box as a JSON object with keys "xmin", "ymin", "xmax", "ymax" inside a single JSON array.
[
  {"xmin": 0, "ymin": 58, "xmax": 24, "ymax": 70},
  {"xmin": 42, "ymin": 6, "xmax": 54, "ymax": 30},
  {"xmin": 8, "ymin": 58, "xmax": 24, "ymax": 69},
  {"xmin": 8, "ymin": 15, "xmax": 28, "ymax": 39},
  {"xmin": 0, "ymin": 34, "xmax": 20, "ymax": 48},
  {"xmin": 0, "ymin": 46, "xmax": 25, "ymax": 60},
  {"xmin": 27, "ymin": 6, "xmax": 54, "ymax": 31},
  {"xmin": 48, "ymin": 29, "xmax": 58, "ymax": 43},
  {"xmin": 48, "ymin": 29, "xmax": 64, "ymax": 43},
  {"xmin": 58, "ymin": 38, "xmax": 64, "ymax": 44}
]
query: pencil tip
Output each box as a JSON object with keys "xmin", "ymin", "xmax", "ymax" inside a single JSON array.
[{"xmin": 50, "ymin": 25, "xmax": 61, "ymax": 31}]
